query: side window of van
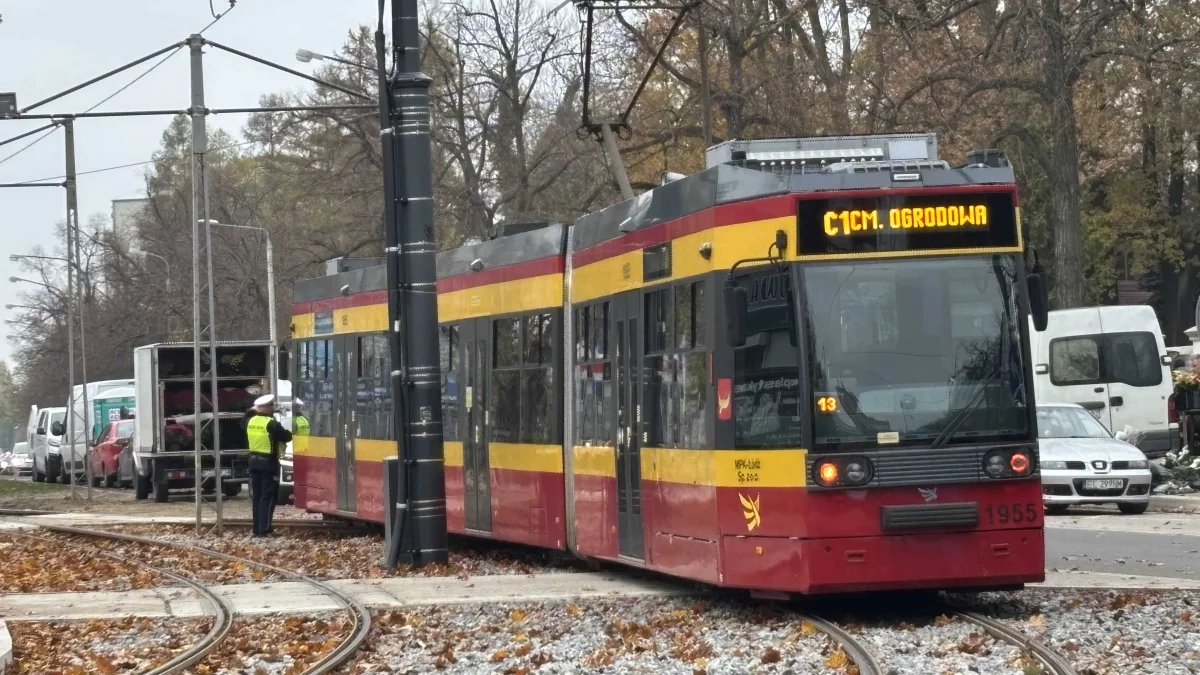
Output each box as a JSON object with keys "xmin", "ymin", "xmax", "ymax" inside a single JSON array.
[
  {"xmin": 1106, "ymin": 331, "xmax": 1162, "ymax": 387},
  {"xmin": 1050, "ymin": 337, "xmax": 1101, "ymax": 385}
]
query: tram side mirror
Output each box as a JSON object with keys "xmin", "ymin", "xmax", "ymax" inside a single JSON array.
[
  {"xmin": 278, "ymin": 349, "xmax": 290, "ymax": 381},
  {"xmin": 1027, "ymin": 273, "xmax": 1048, "ymax": 332},
  {"xmin": 724, "ymin": 285, "xmax": 749, "ymax": 347}
]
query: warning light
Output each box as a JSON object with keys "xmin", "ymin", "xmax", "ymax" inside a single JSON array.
[
  {"xmin": 1009, "ymin": 452, "xmax": 1030, "ymax": 474},
  {"xmin": 816, "ymin": 395, "xmax": 839, "ymax": 414},
  {"xmin": 818, "ymin": 462, "xmax": 839, "ymax": 485}
]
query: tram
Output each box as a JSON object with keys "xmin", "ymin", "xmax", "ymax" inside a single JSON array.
[{"xmin": 289, "ymin": 133, "xmax": 1048, "ymax": 594}]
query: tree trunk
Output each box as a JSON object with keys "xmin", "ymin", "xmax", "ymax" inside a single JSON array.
[{"xmin": 1048, "ymin": 92, "xmax": 1084, "ymax": 309}]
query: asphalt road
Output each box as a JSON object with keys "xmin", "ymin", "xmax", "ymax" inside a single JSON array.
[{"xmin": 1045, "ymin": 510, "xmax": 1200, "ymax": 581}]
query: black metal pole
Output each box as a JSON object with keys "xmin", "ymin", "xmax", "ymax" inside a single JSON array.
[{"xmin": 382, "ymin": 0, "xmax": 448, "ymax": 568}]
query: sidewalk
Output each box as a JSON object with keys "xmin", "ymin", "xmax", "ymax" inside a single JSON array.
[
  {"xmin": 1, "ymin": 570, "xmax": 1198, "ymax": 623},
  {"xmin": 1149, "ymin": 494, "xmax": 1200, "ymax": 513},
  {"xmin": 0, "ymin": 572, "xmax": 689, "ymax": 622}
]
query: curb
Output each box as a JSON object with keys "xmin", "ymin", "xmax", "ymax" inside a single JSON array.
[
  {"xmin": 1148, "ymin": 495, "xmax": 1200, "ymax": 513},
  {"xmin": 0, "ymin": 618, "xmax": 12, "ymax": 673}
]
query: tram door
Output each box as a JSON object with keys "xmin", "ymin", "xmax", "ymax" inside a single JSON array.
[
  {"xmin": 462, "ymin": 320, "xmax": 493, "ymax": 532},
  {"xmin": 614, "ymin": 292, "xmax": 645, "ymax": 559},
  {"xmin": 333, "ymin": 335, "xmax": 358, "ymax": 512}
]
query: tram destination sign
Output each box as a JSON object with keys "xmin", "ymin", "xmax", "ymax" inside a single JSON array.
[{"xmin": 796, "ymin": 191, "xmax": 1018, "ymax": 256}]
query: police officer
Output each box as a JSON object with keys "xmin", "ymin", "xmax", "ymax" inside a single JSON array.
[{"xmin": 244, "ymin": 394, "xmax": 291, "ymax": 537}]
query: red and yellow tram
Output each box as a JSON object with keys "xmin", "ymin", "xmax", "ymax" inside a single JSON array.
[{"xmin": 289, "ymin": 133, "xmax": 1047, "ymax": 594}]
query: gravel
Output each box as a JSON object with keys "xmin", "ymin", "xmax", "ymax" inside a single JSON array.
[
  {"xmin": 183, "ymin": 613, "xmax": 350, "ymax": 675},
  {"xmin": 6, "ymin": 616, "xmax": 210, "ymax": 673},
  {"xmin": 345, "ymin": 597, "xmax": 838, "ymax": 674},
  {"xmin": 852, "ymin": 613, "xmax": 1025, "ymax": 674},
  {"xmin": 960, "ymin": 589, "xmax": 1200, "ymax": 675}
]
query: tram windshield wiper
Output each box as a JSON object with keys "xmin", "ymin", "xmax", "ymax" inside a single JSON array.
[{"xmin": 929, "ymin": 368, "xmax": 1000, "ymax": 449}]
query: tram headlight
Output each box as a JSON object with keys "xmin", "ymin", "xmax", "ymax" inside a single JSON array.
[
  {"xmin": 812, "ymin": 456, "xmax": 873, "ymax": 487},
  {"xmin": 984, "ymin": 453, "xmax": 1007, "ymax": 478},
  {"xmin": 817, "ymin": 462, "xmax": 839, "ymax": 486},
  {"xmin": 1009, "ymin": 451, "xmax": 1031, "ymax": 475},
  {"xmin": 983, "ymin": 448, "xmax": 1036, "ymax": 479},
  {"xmin": 844, "ymin": 462, "xmax": 868, "ymax": 484}
]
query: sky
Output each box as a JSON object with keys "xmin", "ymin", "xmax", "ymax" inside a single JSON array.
[{"xmin": 0, "ymin": 0, "xmax": 380, "ymax": 363}]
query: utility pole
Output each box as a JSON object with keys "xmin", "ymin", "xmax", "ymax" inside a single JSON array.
[
  {"xmin": 382, "ymin": 0, "xmax": 449, "ymax": 568},
  {"xmin": 189, "ymin": 34, "xmax": 223, "ymax": 534},
  {"xmin": 63, "ymin": 119, "xmax": 78, "ymax": 500},
  {"xmin": 65, "ymin": 118, "xmax": 92, "ymax": 500}
]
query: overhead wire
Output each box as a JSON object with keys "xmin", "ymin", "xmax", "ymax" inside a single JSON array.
[
  {"xmin": 15, "ymin": 139, "xmax": 258, "ymax": 185},
  {"xmin": 0, "ymin": 0, "xmax": 241, "ymax": 169}
]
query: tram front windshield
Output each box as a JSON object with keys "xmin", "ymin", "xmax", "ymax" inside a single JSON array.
[{"xmin": 801, "ymin": 255, "xmax": 1029, "ymax": 450}]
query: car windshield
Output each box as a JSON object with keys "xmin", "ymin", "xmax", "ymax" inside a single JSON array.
[
  {"xmin": 12, "ymin": 444, "xmax": 30, "ymax": 454},
  {"xmin": 50, "ymin": 411, "xmax": 65, "ymax": 430},
  {"xmin": 803, "ymin": 255, "xmax": 1029, "ymax": 450},
  {"xmin": 1037, "ymin": 406, "xmax": 1111, "ymax": 439},
  {"xmin": 116, "ymin": 421, "xmax": 135, "ymax": 438}
]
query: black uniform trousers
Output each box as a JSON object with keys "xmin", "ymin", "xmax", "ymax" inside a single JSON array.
[{"xmin": 248, "ymin": 454, "xmax": 278, "ymax": 536}]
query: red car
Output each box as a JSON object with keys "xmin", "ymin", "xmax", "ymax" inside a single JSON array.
[{"xmin": 88, "ymin": 419, "xmax": 135, "ymax": 488}]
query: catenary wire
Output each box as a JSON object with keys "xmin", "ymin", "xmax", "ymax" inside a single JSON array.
[{"xmin": 0, "ymin": 1, "xmax": 240, "ymax": 168}]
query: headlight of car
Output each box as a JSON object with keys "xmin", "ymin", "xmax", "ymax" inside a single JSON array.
[
  {"xmin": 1125, "ymin": 459, "xmax": 1148, "ymax": 470},
  {"xmin": 1041, "ymin": 460, "xmax": 1069, "ymax": 470}
]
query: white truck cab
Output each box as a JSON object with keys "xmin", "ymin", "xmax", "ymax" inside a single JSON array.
[
  {"xmin": 30, "ymin": 406, "xmax": 66, "ymax": 482},
  {"xmin": 1028, "ymin": 305, "xmax": 1175, "ymax": 457}
]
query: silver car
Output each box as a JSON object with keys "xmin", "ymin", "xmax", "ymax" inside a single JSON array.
[{"xmin": 1038, "ymin": 403, "xmax": 1152, "ymax": 514}]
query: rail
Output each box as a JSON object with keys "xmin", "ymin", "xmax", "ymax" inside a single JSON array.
[
  {"xmin": 952, "ymin": 608, "xmax": 1077, "ymax": 675},
  {"xmin": 36, "ymin": 523, "xmax": 372, "ymax": 675},
  {"xmin": 795, "ymin": 611, "xmax": 883, "ymax": 675},
  {"xmin": 7, "ymin": 530, "xmax": 233, "ymax": 675}
]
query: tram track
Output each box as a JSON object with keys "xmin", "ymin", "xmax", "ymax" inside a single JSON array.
[
  {"xmin": 794, "ymin": 611, "xmax": 884, "ymax": 675},
  {"xmin": 950, "ymin": 607, "xmax": 1078, "ymax": 675},
  {"xmin": 34, "ymin": 523, "xmax": 372, "ymax": 675},
  {"xmin": 7, "ymin": 530, "xmax": 233, "ymax": 674},
  {"xmin": 795, "ymin": 598, "xmax": 1078, "ymax": 675}
]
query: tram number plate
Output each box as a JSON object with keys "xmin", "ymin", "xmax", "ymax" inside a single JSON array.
[
  {"xmin": 984, "ymin": 503, "xmax": 1038, "ymax": 525},
  {"xmin": 1084, "ymin": 479, "xmax": 1123, "ymax": 490},
  {"xmin": 201, "ymin": 469, "xmax": 232, "ymax": 478}
]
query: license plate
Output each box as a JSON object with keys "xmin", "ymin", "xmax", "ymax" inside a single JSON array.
[
  {"xmin": 201, "ymin": 469, "xmax": 232, "ymax": 478},
  {"xmin": 1084, "ymin": 479, "xmax": 1123, "ymax": 490}
]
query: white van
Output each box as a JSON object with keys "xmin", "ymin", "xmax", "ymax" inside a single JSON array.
[
  {"xmin": 63, "ymin": 379, "xmax": 136, "ymax": 482},
  {"xmin": 30, "ymin": 406, "xmax": 67, "ymax": 482},
  {"xmin": 1028, "ymin": 305, "xmax": 1175, "ymax": 457}
]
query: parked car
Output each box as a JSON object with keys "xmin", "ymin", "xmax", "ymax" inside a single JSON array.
[
  {"xmin": 1038, "ymin": 402, "xmax": 1152, "ymax": 514},
  {"xmin": 87, "ymin": 419, "xmax": 136, "ymax": 488},
  {"xmin": 2, "ymin": 442, "xmax": 33, "ymax": 475},
  {"xmin": 1028, "ymin": 305, "xmax": 1176, "ymax": 457},
  {"xmin": 30, "ymin": 407, "xmax": 67, "ymax": 483}
]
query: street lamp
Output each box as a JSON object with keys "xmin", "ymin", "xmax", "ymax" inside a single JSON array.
[
  {"xmin": 132, "ymin": 249, "xmax": 172, "ymax": 337},
  {"xmin": 295, "ymin": 48, "xmax": 377, "ymax": 73},
  {"xmin": 202, "ymin": 220, "xmax": 277, "ymax": 395}
]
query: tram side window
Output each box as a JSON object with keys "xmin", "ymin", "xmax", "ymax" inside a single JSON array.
[
  {"xmin": 440, "ymin": 325, "xmax": 460, "ymax": 442},
  {"xmin": 644, "ymin": 283, "xmax": 709, "ymax": 449},
  {"xmin": 310, "ymin": 339, "xmax": 334, "ymax": 437},
  {"xmin": 574, "ymin": 303, "xmax": 612, "ymax": 446},
  {"xmin": 355, "ymin": 334, "xmax": 393, "ymax": 440},
  {"xmin": 491, "ymin": 313, "xmax": 556, "ymax": 445}
]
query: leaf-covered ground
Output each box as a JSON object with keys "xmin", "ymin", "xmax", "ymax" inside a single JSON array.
[
  {"xmin": 98, "ymin": 524, "xmax": 576, "ymax": 580},
  {"xmin": 181, "ymin": 614, "xmax": 350, "ymax": 675},
  {"xmin": 33, "ymin": 530, "xmax": 288, "ymax": 586},
  {"xmin": 341, "ymin": 598, "xmax": 840, "ymax": 675},
  {"xmin": 0, "ymin": 533, "xmax": 163, "ymax": 593},
  {"xmin": 7, "ymin": 617, "xmax": 210, "ymax": 674}
]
